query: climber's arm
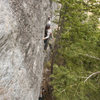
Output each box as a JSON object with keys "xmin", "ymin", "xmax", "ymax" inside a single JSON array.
[{"xmin": 43, "ymin": 32, "xmax": 50, "ymax": 40}]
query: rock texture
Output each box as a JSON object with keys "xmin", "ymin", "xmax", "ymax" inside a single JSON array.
[{"xmin": 0, "ymin": 0, "xmax": 58, "ymax": 100}]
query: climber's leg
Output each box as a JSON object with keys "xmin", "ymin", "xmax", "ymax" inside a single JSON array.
[
  {"xmin": 39, "ymin": 97, "xmax": 42, "ymax": 100},
  {"xmin": 44, "ymin": 39, "xmax": 49, "ymax": 50}
]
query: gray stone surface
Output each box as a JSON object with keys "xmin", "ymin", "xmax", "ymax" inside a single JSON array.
[{"xmin": 0, "ymin": 0, "xmax": 58, "ymax": 100}]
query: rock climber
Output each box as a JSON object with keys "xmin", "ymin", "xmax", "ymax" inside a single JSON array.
[
  {"xmin": 43, "ymin": 24, "xmax": 53, "ymax": 50},
  {"xmin": 44, "ymin": 16, "xmax": 51, "ymax": 37},
  {"xmin": 43, "ymin": 16, "xmax": 53, "ymax": 50}
]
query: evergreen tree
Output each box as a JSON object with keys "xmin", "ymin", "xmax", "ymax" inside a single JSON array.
[{"xmin": 51, "ymin": 0, "xmax": 100, "ymax": 100}]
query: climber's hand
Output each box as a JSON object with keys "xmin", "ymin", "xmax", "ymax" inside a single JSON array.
[{"xmin": 43, "ymin": 37, "xmax": 45, "ymax": 40}]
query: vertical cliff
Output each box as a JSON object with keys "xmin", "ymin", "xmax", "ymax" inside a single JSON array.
[{"xmin": 0, "ymin": 0, "xmax": 58, "ymax": 100}]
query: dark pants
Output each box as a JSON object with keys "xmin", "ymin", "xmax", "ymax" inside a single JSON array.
[
  {"xmin": 39, "ymin": 97, "xmax": 42, "ymax": 100},
  {"xmin": 44, "ymin": 39, "xmax": 52, "ymax": 50},
  {"xmin": 44, "ymin": 39, "xmax": 49, "ymax": 50}
]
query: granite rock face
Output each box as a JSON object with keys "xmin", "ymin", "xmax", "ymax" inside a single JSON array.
[{"xmin": 0, "ymin": 0, "xmax": 57, "ymax": 100}]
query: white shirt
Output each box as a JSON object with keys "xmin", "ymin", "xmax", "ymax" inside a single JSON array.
[{"xmin": 45, "ymin": 29, "xmax": 52, "ymax": 39}]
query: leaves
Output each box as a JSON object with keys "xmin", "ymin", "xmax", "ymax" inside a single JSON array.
[{"xmin": 51, "ymin": 0, "xmax": 100, "ymax": 100}]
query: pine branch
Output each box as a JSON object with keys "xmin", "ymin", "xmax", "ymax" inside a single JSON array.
[
  {"xmin": 79, "ymin": 53, "xmax": 100, "ymax": 61},
  {"xmin": 84, "ymin": 71, "xmax": 100, "ymax": 83},
  {"xmin": 58, "ymin": 89, "xmax": 65, "ymax": 95}
]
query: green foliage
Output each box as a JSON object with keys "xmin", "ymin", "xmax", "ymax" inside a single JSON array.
[{"xmin": 51, "ymin": 0, "xmax": 100, "ymax": 100}]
